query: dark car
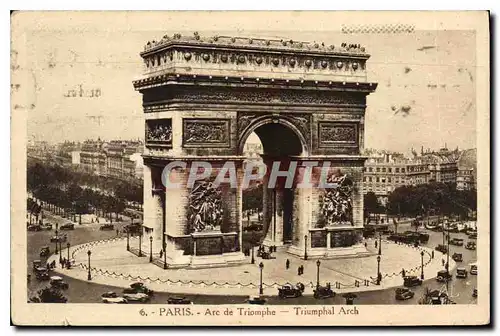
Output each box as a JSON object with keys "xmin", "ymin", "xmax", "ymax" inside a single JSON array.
[
  {"xmin": 465, "ymin": 241, "xmax": 476, "ymax": 250},
  {"xmin": 436, "ymin": 270, "xmax": 452, "ymax": 283},
  {"xmin": 313, "ymin": 284, "xmax": 335, "ymax": 299},
  {"xmin": 278, "ymin": 283, "xmax": 305, "ymax": 299},
  {"xmin": 435, "ymin": 244, "xmax": 448, "ymax": 254},
  {"xmin": 50, "ymin": 234, "xmax": 68, "ymax": 243},
  {"xmin": 418, "ymin": 233, "xmax": 430, "ymax": 243},
  {"xmin": 403, "ymin": 275, "xmax": 423, "ymax": 287},
  {"xmin": 124, "ymin": 224, "xmax": 142, "ymax": 234},
  {"xmin": 60, "ymin": 223, "xmax": 75, "ymax": 230},
  {"xmin": 450, "ymin": 238, "xmax": 464, "ymax": 246},
  {"xmin": 100, "ymin": 224, "xmax": 114, "ymax": 231},
  {"xmin": 247, "ymin": 296, "xmax": 267, "ymax": 305},
  {"xmin": 452, "ymin": 253, "xmax": 463, "ymax": 262},
  {"xmin": 130, "ymin": 282, "xmax": 154, "ymax": 295},
  {"xmin": 50, "ymin": 276, "xmax": 69, "ymax": 289},
  {"xmin": 167, "ymin": 297, "xmax": 192, "ymax": 304},
  {"xmin": 243, "ymin": 224, "xmax": 263, "ymax": 232},
  {"xmin": 27, "ymin": 225, "xmax": 42, "ymax": 232},
  {"xmin": 34, "ymin": 267, "xmax": 50, "ymax": 281},
  {"xmin": 395, "ymin": 287, "xmax": 415, "ymax": 300},
  {"xmin": 468, "ymin": 232, "xmax": 477, "ymax": 239}
]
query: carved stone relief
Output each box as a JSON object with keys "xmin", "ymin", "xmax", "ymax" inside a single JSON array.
[
  {"xmin": 145, "ymin": 119, "xmax": 172, "ymax": 146},
  {"xmin": 318, "ymin": 122, "xmax": 358, "ymax": 147},
  {"xmin": 187, "ymin": 179, "xmax": 223, "ymax": 233},
  {"xmin": 317, "ymin": 172, "xmax": 354, "ymax": 228},
  {"xmin": 183, "ymin": 119, "xmax": 230, "ymax": 147}
]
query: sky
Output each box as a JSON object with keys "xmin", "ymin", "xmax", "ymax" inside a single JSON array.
[{"xmin": 20, "ymin": 12, "xmax": 477, "ymax": 153}]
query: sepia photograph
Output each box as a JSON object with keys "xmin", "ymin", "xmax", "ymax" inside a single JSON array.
[{"xmin": 10, "ymin": 10, "xmax": 490, "ymax": 326}]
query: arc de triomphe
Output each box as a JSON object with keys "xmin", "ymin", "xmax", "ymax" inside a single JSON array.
[{"xmin": 133, "ymin": 33, "xmax": 377, "ymax": 268}]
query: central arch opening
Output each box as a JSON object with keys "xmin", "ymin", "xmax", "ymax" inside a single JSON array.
[{"xmin": 241, "ymin": 120, "xmax": 305, "ymax": 249}]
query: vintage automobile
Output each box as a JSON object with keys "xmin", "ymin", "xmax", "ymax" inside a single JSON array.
[
  {"xmin": 243, "ymin": 224, "xmax": 263, "ymax": 232},
  {"xmin": 435, "ymin": 244, "xmax": 448, "ymax": 254},
  {"xmin": 395, "ymin": 287, "xmax": 415, "ymax": 300},
  {"xmin": 122, "ymin": 288, "xmax": 150, "ymax": 302},
  {"xmin": 468, "ymin": 232, "xmax": 477, "ymax": 239},
  {"xmin": 436, "ymin": 270, "xmax": 453, "ymax": 283},
  {"xmin": 278, "ymin": 283, "xmax": 305, "ymax": 299},
  {"xmin": 34, "ymin": 267, "xmax": 50, "ymax": 281},
  {"xmin": 130, "ymin": 282, "xmax": 154, "ymax": 295},
  {"xmin": 472, "ymin": 288, "xmax": 477, "ymax": 298},
  {"xmin": 50, "ymin": 234, "xmax": 68, "ymax": 243},
  {"xmin": 247, "ymin": 295, "xmax": 267, "ymax": 305},
  {"xmin": 101, "ymin": 291, "xmax": 128, "ymax": 304},
  {"xmin": 469, "ymin": 263, "xmax": 478, "ymax": 275},
  {"xmin": 313, "ymin": 283, "xmax": 335, "ymax": 299},
  {"xmin": 452, "ymin": 252, "xmax": 463, "ymax": 262},
  {"xmin": 39, "ymin": 246, "xmax": 50, "ymax": 257},
  {"xmin": 167, "ymin": 297, "xmax": 193, "ymax": 304},
  {"xmin": 27, "ymin": 225, "xmax": 42, "ymax": 232},
  {"xmin": 456, "ymin": 267, "xmax": 468, "ymax": 279},
  {"xmin": 260, "ymin": 251, "xmax": 272, "ymax": 259},
  {"xmin": 450, "ymin": 238, "xmax": 464, "ymax": 246},
  {"xmin": 50, "ymin": 276, "xmax": 69, "ymax": 289},
  {"xmin": 428, "ymin": 290, "xmax": 449, "ymax": 305},
  {"xmin": 465, "ymin": 241, "xmax": 476, "ymax": 250},
  {"xmin": 124, "ymin": 223, "xmax": 142, "ymax": 234},
  {"xmin": 99, "ymin": 224, "xmax": 114, "ymax": 231},
  {"xmin": 403, "ymin": 275, "xmax": 423, "ymax": 287},
  {"xmin": 60, "ymin": 223, "xmax": 75, "ymax": 230},
  {"xmin": 418, "ymin": 233, "xmax": 430, "ymax": 244}
]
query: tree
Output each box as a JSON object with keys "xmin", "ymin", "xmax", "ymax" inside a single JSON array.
[
  {"xmin": 30, "ymin": 287, "xmax": 67, "ymax": 303},
  {"xmin": 364, "ymin": 192, "xmax": 380, "ymax": 221}
]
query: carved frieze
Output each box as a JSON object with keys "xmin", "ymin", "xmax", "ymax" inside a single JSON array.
[
  {"xmin": 145, "ymin": 119, "xmax": 172, "ymax": 147},
  {"xmin": 318, "ymin": 122, "xmax": 358, "ymax": 147},
  {"xmin": 183, "ymin": 118, "xmax": 230, "ymax": 148}
]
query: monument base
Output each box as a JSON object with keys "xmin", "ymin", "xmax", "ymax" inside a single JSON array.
[
  {"xmin": 165, "ymin": 252, "xmax": 247, "ymax": 269},
  {"xmin": 287, "ymin": 243, "xmax": 373, "ymax": 260}
]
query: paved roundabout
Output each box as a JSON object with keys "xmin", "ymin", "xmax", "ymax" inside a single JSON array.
[{"xmin": 48, "ymin": 237, "xmax": 454, "ymax": 297}]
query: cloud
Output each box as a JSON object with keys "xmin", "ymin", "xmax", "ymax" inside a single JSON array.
[
  {"xmin": 417, "ymin": 45, "xmax": 436, "ymax": 51},
  {"xmin": 404, "ymin": 66, "xmax": 411, "ymax": 74}
]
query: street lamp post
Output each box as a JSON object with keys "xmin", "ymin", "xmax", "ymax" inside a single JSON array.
[
  {"xmin": 304, "ymin": 235, "xmax": 308, "ymax": 260},
  {"xmin": 87, "ymin": 250, "xmax": 92, "ymax": 281},
  {"xmin": 66, "ymin": 242, "xmax": 70, "ymax": 266},
  {"xmin": 55, "ymin": 223, "xmax": 59, "ymax": 254},
  {"xmin": 149, "ymin": 236, "xmax": 153, "ymax": 263},
  {"xmin": 251, "ymin": 246, "xmax": 255, "ymax": 264},
  {"xmin": 420, "ymin": 250, "xmax": 425, "ymax": 280},
  {"xmin": 163, "ymin": 242, "xmax": 167, "ymax": 269},
  {"xmin": 259, "ymin": 262, "xmax": 264, "ymax": 295},
  {"xmin": 126, "ymin": 231, "xmax": 130, "ymax": 251},
  {"xmin": 138, "ymin": 230, "xmax": 143, "ymax": 257},
  {"xmin": 58, "ymin": 240, "xmax": 63, "ymax": 264},
  {"xmin": 378, "ymin": 233, "xmax": 382, "ymax": 255},
  {"xmin": 316, "ymin": 260, "xmax": 321, "ymax": 290},
  {"xmin": 376, "ymin": 255, "xmax": 381, "ymax": 285}
]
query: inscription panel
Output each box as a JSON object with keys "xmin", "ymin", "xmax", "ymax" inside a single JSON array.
[
  {"xmin": 182, "ymin": 118, "xmax": 231, "ymax": 148},
  {"xmin": 318, "ymin": 122, "xmax": 358, "ymax": 148}
]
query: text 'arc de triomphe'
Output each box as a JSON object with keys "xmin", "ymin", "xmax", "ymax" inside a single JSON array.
[{"xmin": 133, "ymin": 33, "xmax": 377, "ymax": 268}]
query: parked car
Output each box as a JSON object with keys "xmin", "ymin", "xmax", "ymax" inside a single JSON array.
[
  {"xmin": 456, "ymin": 267, "xmax": 468, "ymax": 279},
  {"xmin": 49, "ymin": 276, "xmax": 69, "ymax": 290},
  {"xmin": 122, "ymin": 288, "xmax": 150, "ymax": 302},
  {"xmin": 278, "ymin": 283, "xmax": 305, "ymax": 298},
  {"xmin": 60, "ymin": 223, "xmax": 75, "ymax": 230},
  {"xmin": 50, "ymin": 234, "xmax": 67, "ymax": 243},
  {"xmin": 243, "ymin": 224, "xmax": 263, "ymax": 232},
  {"xmin": 101, "ymin": 292, "xmax": 128, "ymax": 304},
  {"xmin": 40, "ymin": 224, "xmax": 53, "ymax": 230},
  {"xmin": 130, "ymin": 282, "xmax": 154, "ymax": 295},
  {"xmin": 470, "ymin": 263, "xmax": 478, "ymax": 275},
  {"xmin": 403, "ymin": 275, "xmax": 423, "ymax": 287},
  {"xmin": 27, "ymin": 225, "xmax": 41, "ymax": 232},
  {"xmin": 247, "ymin": 295, "xmax": 267, "ymax": 305},
  {"xmin": 465, "ymin": 241, "xmax": 476, "ymax": 250},
  {"xmin": 395, "ymin": 287, "xmax": 415, "ymax": 300},
  {"xmin": 260, "ymin": 251, "xmax": 272, "ymax": 259},
  {"xmin": 468, "ymin": 232, "xmax": 477, "ymax": 239},
  {"xmin": 167, "ymin": 297, "xmax": 192, "ymax": 304},
  {"xmin": 100, "ymin": 224, "xmax": 114, "ymax": 231},
  {"xmin": 435, "ymin": 244, "xmax": 448, "ymax": 254},
  {"xmin": 39, "ymin": 246, "xmax": 50, "ymax": 257},
  {"xmin": 313, "ymin": 284, "xmax": 336, "ymax": 299},
  {"xmin": 436, "ymin": 270, "xmax": 453, "ymax": 283},
  {"xmin": 450, "ymin": 238, "xmax": 464, "ymax": 246},
  {"xmin": 452, "ymin": 253, "xmax": 463, "ymax": 262}
]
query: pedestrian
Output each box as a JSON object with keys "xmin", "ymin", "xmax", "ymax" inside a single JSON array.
[
  {"xmin": 401, "ymin": 268, "xmax": 406, "ymax": 277},
  {"xmin": 375, "ymin": 240, "xmax": 378, "ymax": 249},
  {"xmin": 159, "ymin": 250, "xmax": 163, "ymax": 259},
  {"xmin": 364, "ymin": 242, "xmax": 367, "ymax": 248},
  {"xmin": 286, "ymin": 259, "xmax": 290, "ymax": 270},
  {"xmin": 46, "ymin": 262, "xmax": 50, "ymax": 270},
  {"xmin": 431, "ymin": 250, "xmax": 434, "ymax": 259},
  {"xmin": 441, "ymin": 259, "xmax": 445, "ymax": 266},
  {"xmin": 297, "ymin": 266, "xmax": 301, "ymax": 276}
]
